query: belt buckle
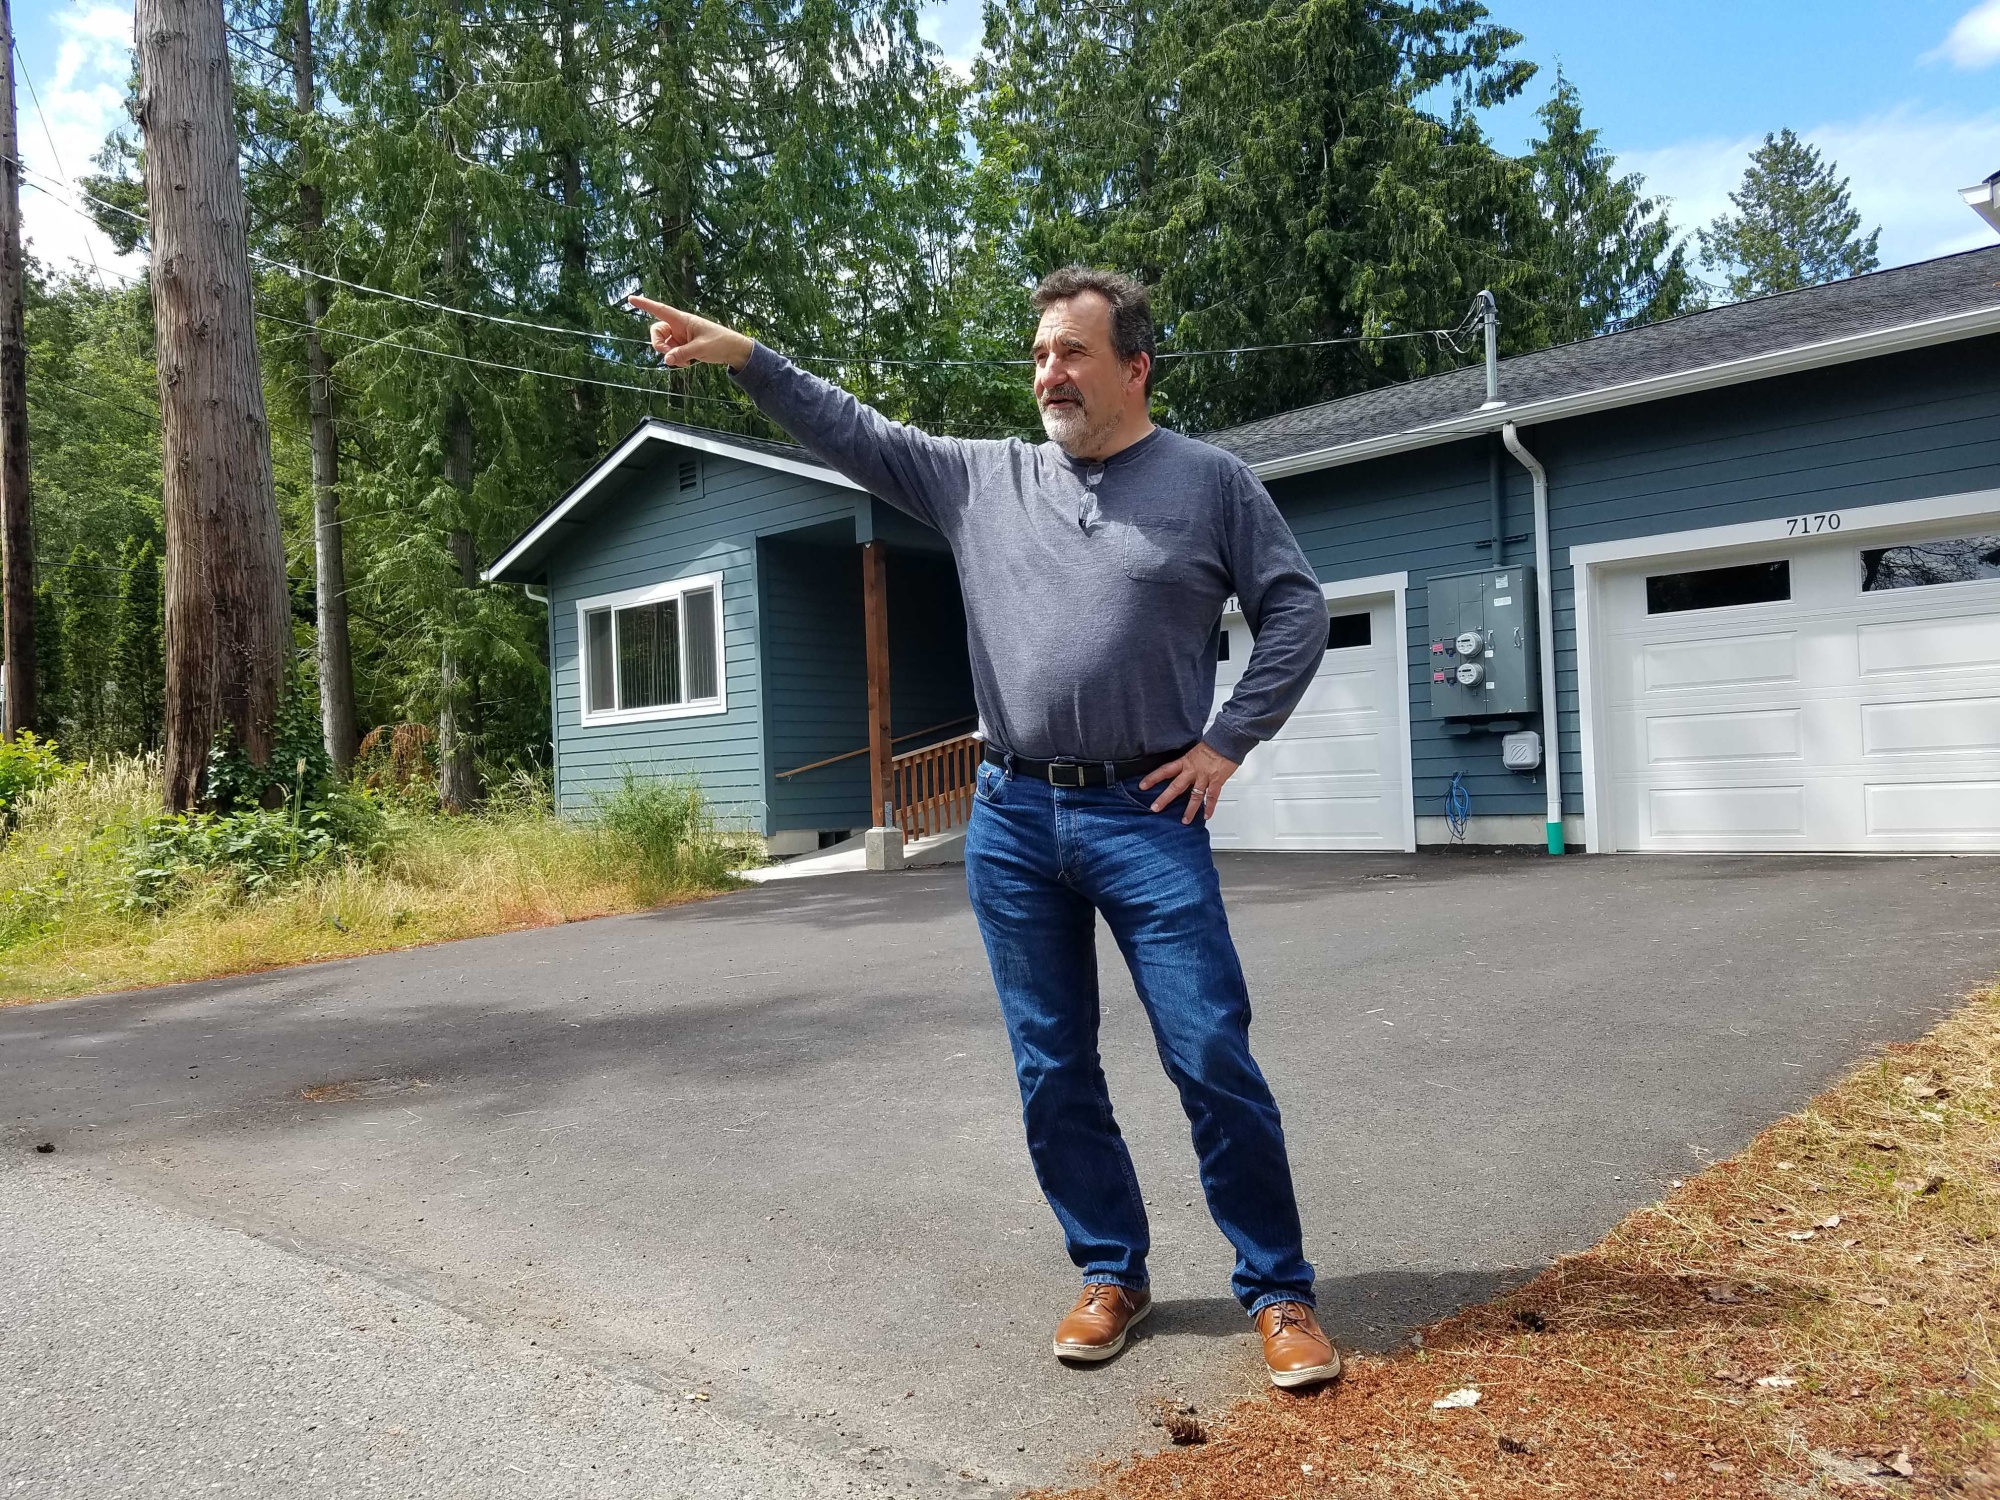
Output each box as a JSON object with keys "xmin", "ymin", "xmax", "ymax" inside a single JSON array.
[{"xmin": 1046, "ymin": 759, "xmax": 1086, "ymax": 788}]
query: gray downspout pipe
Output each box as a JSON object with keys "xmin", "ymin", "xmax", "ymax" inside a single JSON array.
[{"xmin": 1500, "ymin": 423, "xmax": 1564, "ymax": 855}]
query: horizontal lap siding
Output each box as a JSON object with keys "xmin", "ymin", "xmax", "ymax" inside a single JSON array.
[
  {"xmin": 548, "ymin": 456, "xmax": 857, "ymax": 828},
  {"xmin": 762, "ymin": 539, "xmax": 870, "ymax": 830},
  {"xmin": 1269, "ymin": 335, "xmax": 2000, "ymax": 840},
  {"xmin": 1274, "ymin": 442, "xmax": 1538, "ymax": 823},
  {"xmin": 761, "ymin": 543, "xmax": 978, "ymax": 833},
  {"xmin": 886, "ymin": 552, "xmax": 977, "ymax": 745}
]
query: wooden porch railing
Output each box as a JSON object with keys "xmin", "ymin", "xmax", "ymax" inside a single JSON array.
[{"xmin": 892, "ymin": 732, "xmax": 981, "ymax": 842}]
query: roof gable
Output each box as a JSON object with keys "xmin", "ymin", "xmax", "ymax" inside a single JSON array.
[{"xmin": 483, "ymin": 419, "xmax": 858, "ymax": 584}]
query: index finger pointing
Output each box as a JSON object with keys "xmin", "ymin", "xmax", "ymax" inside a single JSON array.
[{"xmin": 624, "ymin": 294, "xmax": 679, "ymax": 320}]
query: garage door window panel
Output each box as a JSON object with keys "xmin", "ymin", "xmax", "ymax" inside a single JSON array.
[
  {"xmin": 1645, "ymin": 560, "xmax": 1790, "ymax": 615},
  {"xmin": 578, "ymin": 576, "xmax": 725, "ymax": 724},
  {"xmin": 1326, "ymin": 611, "xmax": 1371, "ymax": 650},
  {"xmin": 1860, "ymin": 534, "xmax": 2000, "ymax": 592}
]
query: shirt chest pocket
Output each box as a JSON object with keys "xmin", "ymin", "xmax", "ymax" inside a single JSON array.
[{"xmin": 1118, "ymin": 517, "xmax": 1192, "ymax": 583}]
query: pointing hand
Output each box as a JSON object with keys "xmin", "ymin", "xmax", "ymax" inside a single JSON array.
[{"xmin": 625, "ymin": 295, "xmax": 755, "ymax": 372}]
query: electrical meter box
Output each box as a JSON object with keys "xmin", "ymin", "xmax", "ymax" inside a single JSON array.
[{"xmin": 1427, "ymin": 566, "xmax": 1540, "ymax": 718}]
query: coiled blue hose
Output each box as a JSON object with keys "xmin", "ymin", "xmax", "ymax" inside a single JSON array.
[{"xmin": 1445, "ymin": 770, "xmax": 1471, "ymax": 842}]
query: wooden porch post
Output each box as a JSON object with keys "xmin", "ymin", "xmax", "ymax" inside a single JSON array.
[{"xmin": 862, "ymin": 540, "xmax": 893, "ymax": 828}]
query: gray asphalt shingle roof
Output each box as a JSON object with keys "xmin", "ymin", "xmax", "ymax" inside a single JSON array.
[{"xmin": 1206, "ymin": 245, "xmax": 2000, "ymax": 470}]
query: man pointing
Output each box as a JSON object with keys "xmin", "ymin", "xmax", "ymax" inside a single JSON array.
[{"xmin": 629, "ymin": 269, "xmax": 1340, "ymax": 1387}]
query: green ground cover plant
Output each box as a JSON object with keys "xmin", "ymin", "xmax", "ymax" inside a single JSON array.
[{"xmin": 0, "ymin": 748, "xmax": 754, "ymax": 1006}]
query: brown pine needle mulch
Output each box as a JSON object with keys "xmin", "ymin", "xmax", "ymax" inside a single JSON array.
[{"xmin": 1034, "ymin": 983, "xmax": 2000, "ymax": 1500}]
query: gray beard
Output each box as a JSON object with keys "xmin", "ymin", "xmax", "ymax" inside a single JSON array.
[{"xmin": 1039, "ymin": 400, "xmax": 1118, "ymax": 455}]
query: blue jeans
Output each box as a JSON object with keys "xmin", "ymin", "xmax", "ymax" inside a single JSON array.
[{"xmin": 963, "ymin": 757, "xmax": 1315, "ymax": 1317}]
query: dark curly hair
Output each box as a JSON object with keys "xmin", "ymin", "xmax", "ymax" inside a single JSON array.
[{"xmin": 1031, "ymin": 266, "xmax": 1157, "ymax": 392}]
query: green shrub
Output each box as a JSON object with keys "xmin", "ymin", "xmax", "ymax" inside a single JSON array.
[
  {"xmin": 116, "ymin": 785, "xmax": 393, "ymax": 912},
  {"xmin": 119, "ymin": 808, "xmax": 337, "ymax": 910},
  {"xmin": 207, "ymin": 669, "xmax": 333, "ymax": 812},
  {"xmin": 592, "ymin": 772, "xmax": 742, "ymax": 893},
  {"xmin": 0, "ymin": 733, "xmax": 74, "ymax": 824}
]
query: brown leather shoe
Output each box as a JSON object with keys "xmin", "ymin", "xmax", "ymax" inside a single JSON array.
[
  {"xmin": 1255, "ymin": 1302, "xmax": 1341, "ymax": 1388},
  {"xmin": 1052, "ymin": 1283, "xmax": 1152, "ymax": 1363}
]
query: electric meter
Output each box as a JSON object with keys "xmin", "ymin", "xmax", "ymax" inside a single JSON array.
[{"xmin": 1426, "ymin": 567, "xmax": 1541, "ymax": 719}]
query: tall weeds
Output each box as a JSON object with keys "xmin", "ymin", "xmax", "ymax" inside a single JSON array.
[{"xmin": 0, "ymin": 755, "xmax": 751, "ymax": 1005}]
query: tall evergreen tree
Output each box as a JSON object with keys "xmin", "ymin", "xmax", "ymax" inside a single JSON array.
[
  {"xmin": 977, "ymin": 0, "xmax": 1549, "ymax": 431},
  {"xmin": 31, "ymin": 571, "xmax": 59, "ymax": 740},
  {"xmin": 58, "ymin": 545, "xmax": 114, "ymax": 753},
  {"xmin": 1527, "ymin": 71, "xmax": 1702, "ymax": 343},
  {"xmin": 1697, "ymin": 128, "xmax": 1881, "ymax": 301},
  {"xmin": 315, "ymin": 0, "xmax": 976, "ymax": 795},
  {"xmin": 114, "ymin": 537, "xmax": 165, "ymax": 751}
]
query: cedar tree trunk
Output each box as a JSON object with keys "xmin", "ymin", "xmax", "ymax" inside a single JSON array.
[{"xmin": 137, "ymin": 0, "xmax": 291, "ymax": 808}]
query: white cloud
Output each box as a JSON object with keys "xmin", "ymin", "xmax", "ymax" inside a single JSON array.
[
  {"xmin": 1930, "ymin": 0, "xmax": 2000, "ymax": 69},
  {"xmin": 917, "ymin": 0, "xmax": 983, "ymax": 79},
  {"xmin": 1623, "ymin": 105, "xmax": 2000, "ymax": 270},
  {"xmin": 16, "ymin": 3, "xmax": 142, "ymax": 283}
]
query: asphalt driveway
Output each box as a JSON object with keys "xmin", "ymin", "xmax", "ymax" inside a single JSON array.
[{"xmin": 3, "ymin": 851, "xmax": 1996, "ymax": 1497}]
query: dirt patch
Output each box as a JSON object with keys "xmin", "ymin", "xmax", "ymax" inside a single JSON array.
[
  {"xmin": 299, "ymin": 1076, "xmax": 429, "ymax": 1103},
  {"xmin": 1032, "ymin": 984, "xmax": 2000, "ymax": 1500}
]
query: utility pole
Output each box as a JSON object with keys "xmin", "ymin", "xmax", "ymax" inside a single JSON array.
[
  {"xmin": 0, "ymin": 0, "xmax": 34, "ymax": 741},
  {"xmin": 137, "ymin": 0, "xmax": 291, "ymax": 808},
  {"xmin": 289, "ymin": 0, "xmax": 358, "ymax": 772}
]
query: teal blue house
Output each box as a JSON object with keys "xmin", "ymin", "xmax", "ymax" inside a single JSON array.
[
  {"xmin": 483, "ymin": 425, "xmax": 977, "ymax": 851},
  {"xmin": 487, "ymin": 246, "xmax": 2000, "ymax": 855}
]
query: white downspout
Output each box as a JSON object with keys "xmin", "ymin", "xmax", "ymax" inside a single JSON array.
[
  {"xmin": 1501, "ymin": 423, "xmax": 1564, "ymax": 855},
  {"xmin": 520, "ymin": 584, "xmax": 554, "ymax": 800}
]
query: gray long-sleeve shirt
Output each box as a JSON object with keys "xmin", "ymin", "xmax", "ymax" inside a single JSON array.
[{"xmin": 732, "ymin": 343, "xmax": 1326, "ymax": 764}]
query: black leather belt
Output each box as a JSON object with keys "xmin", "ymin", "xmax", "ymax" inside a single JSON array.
[{"xmin": 982, "ymin": 743, "xmax": 1193, "ymax": 788}]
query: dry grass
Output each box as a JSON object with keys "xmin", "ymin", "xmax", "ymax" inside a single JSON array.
[
  {"xmin": 0, "ymin": 758, "xmax": 751, "ymax": 1006},
  {"xmin": 1037, "ymin": 984, "xmax": 2000, "ymax": 1500}
]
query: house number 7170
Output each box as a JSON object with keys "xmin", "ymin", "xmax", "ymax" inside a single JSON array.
[{"xmin": 1784, "ymin": 512, "xmax": 1841, "ymax": 535}]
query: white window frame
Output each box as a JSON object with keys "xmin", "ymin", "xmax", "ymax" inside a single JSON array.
[{"xmin": 576, "ymin": 571, "xmax": 727, "ymax": 726}]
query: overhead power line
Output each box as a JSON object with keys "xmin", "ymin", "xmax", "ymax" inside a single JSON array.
[
  {"xmin": 251, "ymin": 309, "xmax": 757, "ymax": 412},
  {"xmin": 21, "ymin": 178, "xmax": 758, "ymax": 414},
  {"xmin": 16, "ymin": 160, "xmax": 1485, "ymax": 372}
]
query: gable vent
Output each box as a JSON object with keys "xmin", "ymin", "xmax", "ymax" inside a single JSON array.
[{"xmin": 677, "ymin": 458, "xmax": 700, "ymax": 492}]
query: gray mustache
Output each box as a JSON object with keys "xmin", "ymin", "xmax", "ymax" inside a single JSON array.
[{"xmin": 1039, "ymin": 384, "xmax": 1084, "ymax": 409}]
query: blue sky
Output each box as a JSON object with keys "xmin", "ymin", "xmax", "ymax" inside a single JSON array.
[{"xmin": 15, "ymin": 0, "xmax": 2000, "ymax": 278}]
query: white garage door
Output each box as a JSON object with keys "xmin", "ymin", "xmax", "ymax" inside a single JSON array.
[
  {"xmin": 1206, "ymin": 591, "xmax": 1412, "ymax": 851},
  {"xmin": 1599, "ymin": 524, "xmax": 2000, "ymax": 852}
]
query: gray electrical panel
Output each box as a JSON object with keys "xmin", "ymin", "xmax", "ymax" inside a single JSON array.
[{"xmin": 1427, "ymin": 566, "xmax": 1540, "ymax": 718}]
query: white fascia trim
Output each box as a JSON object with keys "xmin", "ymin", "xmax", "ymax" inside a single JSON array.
[
  {"xmin": 1222, "ymin": 569, "xmax": 1416, "ymax": 852},
  {"xmin": 1573, "ymin": 558, "xmax": 1601, "ymax": 853},
  {"xmin": 1567, "ymin": 483, "xmax": 2000, "ymax": 853},
  {"xmin": 1567, "ymin": 485, "xmax": 2000, "ymax": 568},
  {"xmin": 1223, "ymin": 568, "xmax": 1407, "ymax": 616},
  {"xmin": 1248, "ymin": 303, "xmax": 2000, "ymax": 482},
  {"xmin": 1385, "ymin": 573, "xmax": 1418, "ymax": 852},
  {"xmin": 483, "ymin": 422, "xmax": 858, "ymax": 583},
  {"xmin": 576, "ymin": 570, "xmax": 728, "ymax": 727}
]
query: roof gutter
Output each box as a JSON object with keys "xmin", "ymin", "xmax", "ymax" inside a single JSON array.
[{"xmin": 1248, "ymin": 302, "xmax": 2000, "ymax": 482}]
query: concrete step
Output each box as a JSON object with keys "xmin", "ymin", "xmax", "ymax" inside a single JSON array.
[{"xmin": 736, "ymin": 825, "xmax": 964, "ymax": 883}]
